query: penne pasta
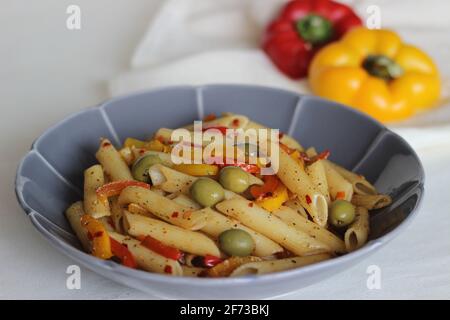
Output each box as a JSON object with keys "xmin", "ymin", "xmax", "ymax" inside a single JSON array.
[
  {"xmin": 277, "ymin": 148, "xmax": 329, "ymax": 227},
  {"xmin": 118, "ymin": 186, "xmax": 207, "ymax": 230},
  {"xmin": 109, "ymin": 232, "xmax": 183, "ymax": 276},
  {"xmin": 273, "ymin": 206, "xmax": 345, "ymax": 254},
  {"xmin": 83, "ymin": 164, "xmax": 110, "ymax": 218},
  {"xmin": 231, "ymin": 253, "xmax": 331, "ymax": 276},
  {"xmin": 305, "ymin": 159, "xmax": 330, "ymax": 204},
  {"xmin": 96, "ymin": 138, "xmax": 133, "ymax": 181},
  {"xmin": 200, "ymin": 207, "xmax": 284, "ymax": 257},
  {"xmin": 344, "ymin": 207, "xmax": 370, "ymax": 252},
  {"xmin": 325, "ymin": 160, "xmax": 377, "ymax": 196},
  {"xmin": 65, "ymin": 201, "xmax": 91, "ymax": 251},
  {"xmin": 123, "ymin": 211, "xmax": 221, "ymax": 257},
  {"xmin": 284, "ymin": 198, "xmax": 309, "ymax": 219},
  {"xmin": 322, "ymin": 160, "xmax": 353, "ymax": 202},
  {"xmin": 351, "ymin": 194, "xmax": 392, "ymax": 210},
  {"xmin": 216, "ymin": 198, "xmax": 330, "ymax": 256}
]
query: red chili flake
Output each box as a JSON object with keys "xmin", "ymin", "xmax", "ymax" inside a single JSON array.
[
  {"xmin": 305, "ymin": 195, "xmax": 312, "ymax": 204},
  {"xmin": 171, "ymin": 211, "xmax": 179, "ymax": 218},
  {"xmin": 248, "ymin": 202, "xmax": 254, "ymax": 207},
  {"xmin": 93, "ymin": 231, "xmax": 104, "ymax": 238},
  {"xmin": 279, "ymin": 132, "xmax": 284, "ymax": 139},
  {"xmin": 139, "ymin": 149, "xmax": 145, "ymax": 155},
  {"xmin": 164, "ymin": 265, "xmax": 172, "ymax": 274},
  {"xmin": 102, "ymin": 142, "xmax": 111, "ymax": 147},
  {"xmin": 232, "ymin": 118, "xmax": 240, "ymax": 127}
]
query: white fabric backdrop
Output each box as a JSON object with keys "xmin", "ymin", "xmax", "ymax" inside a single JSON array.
[{"xmin": 1, "ymin": 0, "xmax": 449, "ymax": 299}]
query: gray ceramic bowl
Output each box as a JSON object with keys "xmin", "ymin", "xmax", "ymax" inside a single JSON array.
[{"xmin": 15, "ymin": 85, "xmax": 424, "ymax": 299}]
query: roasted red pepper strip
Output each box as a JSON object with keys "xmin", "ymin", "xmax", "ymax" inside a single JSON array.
[
  {"xmin": 96, "ymin": 181, "xmax": 150, "ymax": 202},
  {"xmin": 250, "ymin": 175, "xmax": 280, "ymax": 199},
  {"xmin": 203, "ymin": 255, "xmax": 223, "ymax": 267},
  {"xmin": 301, "ymin": 149, "xmax": 331, "ymax": 165},
  {"xmin": 140, "ymin": 235, "xmax": 183, "ymax": 261},
  {"xmin": 110, "ymin": 237, "xmax": 137, "ymax": 268},
  {"xmin": 263, "ymin": 0, "xmax": 361, "ymax": 78},
  {"xmin": 202, "ymin": 125, "xmax": 228, "ymax": 135}
]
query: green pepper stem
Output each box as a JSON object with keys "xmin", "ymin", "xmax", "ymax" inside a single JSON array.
[
  {"xmin": 362, "ymin": 55, "xmax": 404, "ymax": 81},
  {"xmin": 296, "ymin": 14, "xmax": 333, "ymax": 45}
]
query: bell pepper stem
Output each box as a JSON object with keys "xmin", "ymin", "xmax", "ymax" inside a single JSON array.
[
  {"xmin": 362, "ymin": 54, "xmax": 404, "ymax": 81},
  {"xmin": 296, "ymin": 14, "xmax": 333, "ymax": 45}
]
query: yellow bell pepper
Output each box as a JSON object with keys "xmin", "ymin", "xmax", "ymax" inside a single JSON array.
[
  {"xmin": 172, "ymin": 164, "xmax": 219, "ymax": 176},
  {"xmin": 80, "ymin": 214, "xmax": 112, "ymax": 259},
  {"xmin": 309, "ymin": 27, "xmax": 441, "ymax": 122},
  {"xmin": 256, "ymin": 184, "xmax": 289, "ymax": 212}
]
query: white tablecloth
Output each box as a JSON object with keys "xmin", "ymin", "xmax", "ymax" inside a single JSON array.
[{"xmin": 1, "ymin": 0, "xmax": 449, "ymax": 299}]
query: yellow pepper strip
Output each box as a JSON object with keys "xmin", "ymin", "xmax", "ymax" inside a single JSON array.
[
  {"xmin": 123, "ymin": 137, "xmax": 147, "ymax": 149},
  {"xmin": 80, "ymin": 214, "xmax": 112, "ymax": 259},
  {"xmin": 309, "ymin": 27, "xmax": 441, "ymax": 123},
  {"xmin": 256, "ymin": 184, "xmax": 289, "ymax": 212},
  {"xmin": 145, "ymin": 139, "xmax": 171, "ymax": 153},
  {"xmin": 172, "ymin": 164, "xmax": 219, "ymax": 176}
]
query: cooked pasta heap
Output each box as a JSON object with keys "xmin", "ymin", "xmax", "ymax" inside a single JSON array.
[{"xmin": 66, "ymin": 113, "xmax": 392, "ymax": 277}]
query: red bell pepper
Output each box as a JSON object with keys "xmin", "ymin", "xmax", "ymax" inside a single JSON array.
[
  {"xmin": 139, "ymin": 235, "xmax": 183, "ymax": 261},
  {"xmin": 250, "ymin": 175, "xmax": 280, "ymax": 199},
  {"xmin": 110, "ymin": 237, "xmax": 137, "ymax": 268},
  {"xmin": 263, "ymin": 0, "xmax": 362, "ymax": 78},
  {"xmin": 96, "ymin": 181, "xmax": 150, "ymax": 205}
]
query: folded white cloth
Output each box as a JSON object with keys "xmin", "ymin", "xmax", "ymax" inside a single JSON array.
[{"xmin": 109, "ymin": 0, "xmax": 450, "ymax": 153}]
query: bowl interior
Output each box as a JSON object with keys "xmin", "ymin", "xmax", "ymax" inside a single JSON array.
[{"xmin": 16, "ymin": 85, "xmax": 424, "ymax": 258}]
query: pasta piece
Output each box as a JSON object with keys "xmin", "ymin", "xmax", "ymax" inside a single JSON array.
[
  {"xmin": 325, "ymin": 160, "xmax": 377, "ymax": 195},
  {"xmin": 95, "ymin": 138, "xmax": 133, "ymax": 181},
  {"xmin": 99, "ymin": 217, "xmax": 115, "ymax": 232},
  {"xmin": 167, "ymin": 193, "xmax": 202, "ymax": 210},
  {"xmin": 119, "ymin": 147, "xmax": 134, "ymax": 166},
  {"xmin": 284, "ymin": 198, "xmax": 309, "ymax": 219},
  {"xmin": 216, "ymin": 199, "xmax": 330, "ymax": 256},
  {"xmin": 277, "ymin": 149, "xmax": 328, "ymax": 227},
  {"xmin": 322, "ymin": 160, "xmax": 353, "ymax": 202},
  {"xmin": 118, "ymin": 186, "xmax": 207, "ymax": 230},
  {"xmin": 123, "ymin": 211, "xmax": 220, "ymax": 257},
  {"xmin": 149, "ymin": 164, "xmax": 196, "ymax": 194},
  {"xmin": 109, "ymin": 232, "xmax": 182, "ymax": 276},
  {"xmin": 344, "ymin": 207, "xmax": 370, "ymax": 252},
  {"xmin": 201, "ymin": 256, "xmax": 262, "ymax": 277},
  {"xmin": 109, "ymin": 197, "xmax": 124, "ymax": 233},
  {"xmin": 351, "ymin": 194, "xmax": 392, "ymax": 210},
  {"xmin": 273, "ymin": 206, "xmax": 345, "ymax": 254},
  {"xmin": 182, "ymin": 266, "xmax": 205, "ymax": 277},
  {"xmin": 305, "ymin": 160, "xmax": 330, "ymax": 204},
  {"xmin": 83, "ymin": 165, "xmax": 110, "ymax": 218},
  {"xmin": 65, "ymin": 201, "xmax": 91, "ymax": 251},
  {"xmin": 200, "ymin": 207, "xmax": 283, "ymax": 257},
  {"xmin": 231, "ymin": 253, "xmax": 331, "ymax": 276}
]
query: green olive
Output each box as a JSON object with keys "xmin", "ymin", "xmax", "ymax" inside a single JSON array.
[
  {"xmin": 219, "ymin": 229, "xmax": 255, "ymax": 257},
  {"xmin": 132, "ymin": 154, "xmax": 163, "ymax": 182},
  {"xmin": 190, "ymin": 177, "xmax": 224, "ymax": 207},
  {"xmin": 329, "ymin": 200, "xmax": 356, "ymax": 227},
  {"xmin": 219, "ymin": 166, "xmax": 249, "ymax": 193}
]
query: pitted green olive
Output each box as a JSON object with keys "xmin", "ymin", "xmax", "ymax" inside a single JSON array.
[
  {"xmin": 219, "ymin": 229, "xmax": 255, "ymax": 257},
  {"xmin": 132, "ymin": 154, "xmax": 163, "ymax": 182},
  {"xmin": 329, "ymin": 200, "xmax": 356, "ymax": 227},
  {"xmin": 219, "ymin": 166, "xmax": 249, "ymax": 193},
  {"xmin": 190, "ymin": 177, "xmax": 224, "ymax": 207}
]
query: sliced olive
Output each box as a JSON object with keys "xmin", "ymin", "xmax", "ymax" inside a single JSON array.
[
  {"xmin": 219, "ymin": 229, "xmax": 255, "ymax": 257},
  {"xmin": 190, "ymin": 177, "xmax": 224, "ymax": 207},
  {"xmin": 219, "ymin": 166, "xmax": 249, "ymax": 193},
  {"xmin": 329, "ymin": 200, "xmax": 356, "ymax": 227},
  {"xmin": 132, "ymin": 154, "xmax": 163, "ymax": 182}
]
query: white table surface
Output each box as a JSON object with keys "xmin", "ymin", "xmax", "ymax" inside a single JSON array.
[{"xmin": 1, "ymin": 0, "xmax": 449, "ymax": 299}]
